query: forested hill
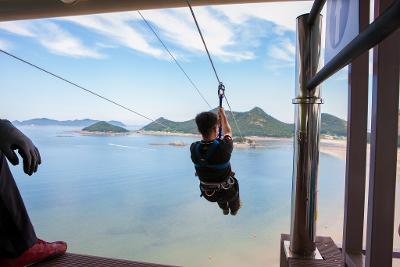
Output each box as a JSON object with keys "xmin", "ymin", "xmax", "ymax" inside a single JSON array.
[
  {"xmin": 141, "ymin": 107, "xmax": 347, "ymax": 138},
  {"xmin": 320, "ymin": 113, "xmax": 347, "ymax": 136},
  {"xmin": 82, "ymin": 121, "xmax": 129, "ymax": 133}
]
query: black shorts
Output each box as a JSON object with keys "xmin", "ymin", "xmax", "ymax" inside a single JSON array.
[{"xmin": 200, "ymin": 177, "xmax": 239, "ymax": 203}]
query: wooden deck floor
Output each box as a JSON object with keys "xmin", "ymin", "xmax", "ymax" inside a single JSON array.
[
  {"xmin": 280, "ymin": 234, "xmax": 344, "ymax": 267},
  {"xmin": 32, "ymin": 253, "xmax": 180, "ymax": 267}
]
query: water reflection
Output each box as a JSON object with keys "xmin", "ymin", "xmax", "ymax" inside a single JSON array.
[{"xmin": 199, "ymin": 174, "xmax": 241, "ymax": 216}]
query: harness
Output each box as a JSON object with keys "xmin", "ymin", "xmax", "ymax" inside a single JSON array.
[
  {"xmin": 199, "ymin": 176, "xmax": 236, "ymax": 197},
  {"xmin": 193, "ymin": 138, "xmax": 233, "ymax": 197},
  {"xmin": 193, "ymin": 139, "xmax": 230, "ymax": 170}
]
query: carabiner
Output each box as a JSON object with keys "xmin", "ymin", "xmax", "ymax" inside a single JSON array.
[{"xmin": 218, "ymin": 82, "xmax": 225, "ymax": 98}]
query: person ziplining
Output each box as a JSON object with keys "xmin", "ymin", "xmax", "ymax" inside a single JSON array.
[
  {"xmin": 0, "ymin": 0, "xmax": 245, "ymax": 220},
  {"xmin": 190, "ymin": 91, "xmax": 241, "ymax": 215},
  {"xmin": 186, "ymin": 0, "xmax": 242, "ymax": 215}
]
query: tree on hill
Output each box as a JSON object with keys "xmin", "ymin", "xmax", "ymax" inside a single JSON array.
[
  {"xmin": 141, "ymin": 107, "xmax": 293, "ymax": 137},
  {"xmin": 83, "ymin": 121, "xmax": 128, "ymax": 133},
  {"xmin": 141, "ymin": 108, "xmax": 348, "ymax": 138},
  {"xmin": 320, "ymin": 113, "xmax": 347, "ymax": 137}
]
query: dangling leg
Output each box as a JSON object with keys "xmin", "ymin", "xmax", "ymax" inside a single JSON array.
[
  {"xmin": 0, "ymin": 153, "xmax": 37, "ymax": 258},
  {"xmin": 228, "ymin": 194, "xmax": 241, "ymax": 216},
  {"xmin": 217, "ymin": 201, "xmax": 229, "ymax": 215},
  {"xmin": 0, "ymin": 153, "xmax": 67, "ymax": 267},
  {"xmin": 228, "ymin": 178, "xmax": 241, "ymax": 216}
]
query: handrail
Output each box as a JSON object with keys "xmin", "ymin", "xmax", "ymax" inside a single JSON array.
[
  {"xmin": 307, "ymin": 0, "xmax": 326, "ymax": 25},
  {"xmin": 307, "ymin": 0, "xmax": 400, "ymax": 90}
]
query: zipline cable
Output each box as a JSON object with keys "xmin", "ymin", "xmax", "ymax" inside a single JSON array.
[
  {"xmin": 0, "ymin": 49, "xmax": 172, "ymax": 131},
  {"xmin": 224, "ymin": 95, "xmax": 244, "ymax": 142},
  {"xmin": 186, "ymin": 0, "xmax": 245, "ymax": 141},
  {"xmin": 137, "ymin": 10, "xmax": 212, "ymax": 110},
  {"xmin": 186, "ymin": 0, "xmax": 221, "ymax": 84}
]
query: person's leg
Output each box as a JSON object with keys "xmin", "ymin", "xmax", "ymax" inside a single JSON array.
[
  {"xmin": 0, "ymin": 153, "xmax": 37, "ymax": 258},
  {"xmin": 228, "ymin": 195, "xmax": 241, "ymax": 215},
  {"xmin": 217, "ymin": 201, "xmax": 229, "ymax": 215},
  {"xmin": 228, "ymin": 179, "xmax": 241, "ymax": 215}
]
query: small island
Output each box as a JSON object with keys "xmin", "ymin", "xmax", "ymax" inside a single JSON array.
[{"xmin": 80, "ymin": 121, "xmax": 130, "ymax": 136}]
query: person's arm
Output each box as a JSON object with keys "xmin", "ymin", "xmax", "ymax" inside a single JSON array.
[
  {"xmin": 218, "ymin": 107, "xmax": 232, "ymax": 137},
  {"xmin": 0, "ymin": 119, "xmax": 41, "ymax": 175}
]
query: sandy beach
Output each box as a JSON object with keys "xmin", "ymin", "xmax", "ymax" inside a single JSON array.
[{"xmin": 317, "ymin": 138, "xmax": 400, "ymax": 264}]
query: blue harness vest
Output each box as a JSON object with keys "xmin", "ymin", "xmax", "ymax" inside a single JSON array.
[{"xmin": 193, "ymin": 139, "xmax": 230, "ymax": 170}]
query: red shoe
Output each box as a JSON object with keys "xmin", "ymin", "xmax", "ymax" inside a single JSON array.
[{"xmin": 0, "ymin": 239, "xmax": 67, "ymax": 267}]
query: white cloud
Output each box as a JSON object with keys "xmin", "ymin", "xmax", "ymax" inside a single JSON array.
[
  {"xmin": 0, "ymin": 21, "xmax": 103, "ymax": 58},
  {"xmin": 0, "ymin": 21, "xmax": 35, "ymax": 37},
  {"xmin": 212, "ymin": 2, "xmax": 314, "ymax": 31},
  {"xmin": 37, "ymin": 23, "xmax": 103, "ymax": 58},
  {"xmin": 62, "ymin": 13, "xmax": 164, "ymax": 58},
  {"xmin": 74, "ymin": 3, "xmax": 313, "ymax": 62},
  {"xmin": 61, "ymin": 8, "xmax": 254, "ymax": 62},
  {"xmin": 268, "ymin": 38, "xmax": 295, "ymax": 62},
  {"xmin": 0, "ymin": 2, "xmax": 317, "ymax": 63},
  {"xmin": 142, "ymin": 8, "xmax": 255, "ymax": 61}
]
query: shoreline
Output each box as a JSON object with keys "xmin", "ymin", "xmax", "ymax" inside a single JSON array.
[
  {"xmin": 73, "ymin": 130, "xmax": 350, "ymax": 155},
  {"xmin": 72, "ymin": 129, "xmax": 350, "ymax": 158},
  {"xmin": 136, "ymin": 130, "xmax": 201, "ymax": 138},
  {"xmin": 78, "ymin": 130, "xmax": 131, "ymax": 136},
  {"xmin": 136, "ymin": 130, "xmax": 349, "ymax": 155}
]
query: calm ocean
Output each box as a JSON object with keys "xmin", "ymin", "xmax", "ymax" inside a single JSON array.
[{"xmin": 11, "ymin": 126, "xmax": 345, "ymax": 267}]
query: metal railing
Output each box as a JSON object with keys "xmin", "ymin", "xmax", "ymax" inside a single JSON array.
[
  {"xmin": 287, "ymin": 0, "xmax": 400, "ymax": 263},
  {"xmin": 306, "ymin": 0, "xmax": 400, "ymax": 90}
]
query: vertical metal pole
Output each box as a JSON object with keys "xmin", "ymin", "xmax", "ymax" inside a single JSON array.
[
  {"xmin": 290, "ymin": 13, "xmax": 323, "ymax": 257},
  {"xmin": 366, "ymin": 0, "xmax": 400, "ymax": 266},
  {"xmin": 342, "ymin": 0, "xmax": 370, "ymax": 264}
]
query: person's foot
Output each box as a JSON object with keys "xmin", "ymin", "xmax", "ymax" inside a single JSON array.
[
  {"xmin": 230, "ymin": 200, "xmax": 243, "ymax": 216},
  {"xmin": 0, "ymin": 239, "xmax": 67, "ymax": 267},
  {"xmin": 230, "ymin": 208, "xmax": 239, "ymax": 215}
]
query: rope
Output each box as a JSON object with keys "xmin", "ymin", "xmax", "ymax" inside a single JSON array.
[
  {"xmin": 0, "ymin": 49, "xmax": 172, "ymax": 131},
  {"xmin": 137, "ymin": 10, "xmax": 212, "ymax": 110},
  {"xmin": 218, "ymin": 83, "xmax": 225, "ymax": 139},
  {"xmin": 186, "ymin": 0, "xmax": 221, "ymax": 84},
  {"xmin": 186, "ymin": 1, "xmax": 245, "ymax": 142},
  {"xmin": 225, "ymin": 95, "xmax": 244, "ymax": 142}
]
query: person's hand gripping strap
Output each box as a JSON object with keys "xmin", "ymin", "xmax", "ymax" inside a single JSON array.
[{"xmin": 0, "ymin": 120, "xmax": 42, "ymax": 175}]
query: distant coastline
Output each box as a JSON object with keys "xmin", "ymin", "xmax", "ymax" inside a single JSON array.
[
  {"xmin": 137, "ymin": 130, "xmax": 200, "ymax": 138},
  {"xmin": 78, "ymin": 130, "xmax": 131, "ymax": 136},
  {"xmin": 73, "ymin": 129, "xmax": 350, "ymax": 152},
  {"xmin": 137, "ymin": 130, "xmax": 349, "ymax": 152}
]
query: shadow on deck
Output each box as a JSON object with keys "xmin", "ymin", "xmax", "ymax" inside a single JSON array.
[
  {"xmin": 32, "ymin": 253, "xmax": 180, "ymax": 267},
  {"xmin": 280, "ymin": 234, "xmax": 344, "ymax": 267}
]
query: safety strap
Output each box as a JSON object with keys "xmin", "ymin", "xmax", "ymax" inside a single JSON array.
[
  {"xmin": 218, "ymin": 82, "xmax": 225, "ymax": 139},
  {"xmin": 199, "ymin": 176, "xmax": 238, "ymax": 199},
  {"xmin": 194, "ymin": 139, "xmax": 230, "ymax": 169},
  {"xmin": 194, "ymin": 161, "xmax": 230, "ymax": 170}
]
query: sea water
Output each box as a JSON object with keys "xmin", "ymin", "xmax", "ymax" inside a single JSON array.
[{"xmin": 10, "ymin": 126, "xmax": 346, "ymax": 267}]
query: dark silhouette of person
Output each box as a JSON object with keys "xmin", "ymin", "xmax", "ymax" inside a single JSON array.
[
  {"xmin": 0, "ymin": 119, "xmax": 67, "ymax": 266},
  {"xmin": 190, "ymin": 108, "xmax": 241, "ymax": 215}
]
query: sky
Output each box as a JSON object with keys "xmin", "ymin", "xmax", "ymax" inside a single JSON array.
[{"xmin": 0, "ymin": 1, "xmax": 351, "ymax": 126}]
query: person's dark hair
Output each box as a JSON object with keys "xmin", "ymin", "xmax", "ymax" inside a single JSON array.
[{"xmin": 195, "ymin": 111, "xmax": 218, "ymax": 137}]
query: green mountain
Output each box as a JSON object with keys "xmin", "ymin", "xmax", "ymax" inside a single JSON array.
[
  {"xmin": 320, "ymin": 113, "xmax": 347, "ymax": 137},
  {"xmin": 83, "ymin": 121, "xmax": 129, "ymax": 133},
  {"xmin": 142, "ymin": 107, "xmax": 348, "ymax": 138},
  {"xmin": 142, "ymin": 107, "xmax": 293, "ymax": 137},
  {"xmin": 13, "ymin": 118, "xmax": 126, "ymax": 127}
]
